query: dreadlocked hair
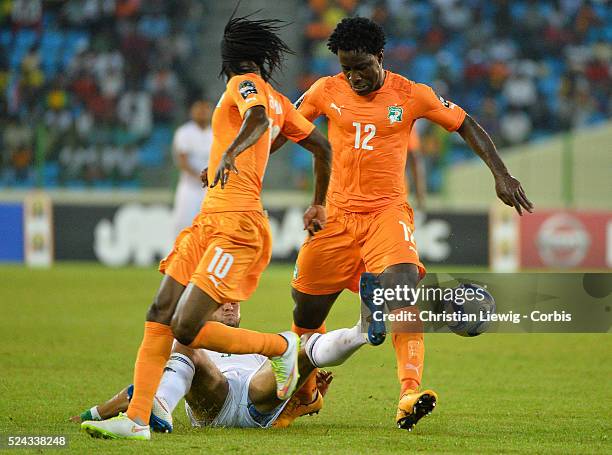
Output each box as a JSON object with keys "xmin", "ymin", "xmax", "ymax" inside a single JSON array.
[
  {"xmin": 220, "ymin": 9, "xmax": 293, "ymax": 83},
  {"xmin": 327, "ymin": 17, "xmax": 386, "ymax": 55}
]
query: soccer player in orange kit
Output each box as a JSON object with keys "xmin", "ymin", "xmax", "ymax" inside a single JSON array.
[
  {"xmin": 272, "ymin": 17, "xmax": 533, "ymax": 430},
  {"xmin": 81, "ymin": 13, "xmax": 332, "ymax": 440}
]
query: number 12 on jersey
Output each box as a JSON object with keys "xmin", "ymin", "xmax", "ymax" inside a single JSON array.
[
  {"xmin": 399, "ymin": 221, "xmax": 415, "ymax": 243},
  {"xmin": 353, "ymin": 122, "xmax": 376, "ymax": 150}
]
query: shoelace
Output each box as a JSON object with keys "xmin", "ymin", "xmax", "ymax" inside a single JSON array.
[{"xmin": 270, "ymin": 359, "xmax": 288, "ymax": 383}]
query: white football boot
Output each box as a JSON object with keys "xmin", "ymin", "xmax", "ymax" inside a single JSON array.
[
  {"xmin": 81, "ymin": 412, "xmax": 150, "ymax": 440},
  {"xmin": 269, "ymin": 331, "xmax": 300, "ymax": 400}
]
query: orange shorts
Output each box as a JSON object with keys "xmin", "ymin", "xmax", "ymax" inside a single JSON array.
[
  {"xmin": 159, "ymin": 210, "xmax": 272, "ymax": 303},
  {"xmin": 292, "ymin": 203, "xmax": 425, "ymax": 295}
]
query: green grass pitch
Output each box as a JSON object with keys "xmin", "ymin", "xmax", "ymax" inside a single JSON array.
[{"xmin": 0, "ymin": 264, "xmax": 610, "ymax": 454}]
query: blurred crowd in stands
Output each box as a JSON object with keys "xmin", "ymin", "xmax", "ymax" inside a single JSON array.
[
  {"xmin": 296, "ymin": 0, "xmax": 610, "ymax": 192},
  {"xmin": 0, "ymin": 0, "xmax": 205, "ymax": 187},
  {"xmin": 1, "ymin": 0, "xmax": 610, "ymax": 192}
]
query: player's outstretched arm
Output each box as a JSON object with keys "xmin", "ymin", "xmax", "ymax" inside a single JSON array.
[
  {"xmin": 211, "ymin": 105, "xmax": 269, "ymax": 189},
  {"xmin": 296, "ymin": 128, "xmax": 332, "ymax": 234},
  {"xmin": 457, "ymin": 114, "xmax": 534, "ymax": 215}
]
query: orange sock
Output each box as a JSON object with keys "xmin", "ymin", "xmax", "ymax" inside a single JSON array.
[
  {"xmin": 390, "ymin": 307, "xmax": 424, "ymax": 396},
  {"xmin": 127, "ymin": 321, "xmax": 174, "ymax": 423},
  {"xmin": 293, "ymin": 323, "xmax": 326, "ymax": 402},
  {"xmin": 188, "ymin": 321, "xmax": 287, "ymax": 357}
]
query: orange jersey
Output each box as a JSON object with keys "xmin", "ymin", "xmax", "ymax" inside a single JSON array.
[
  {"xmin": 203, "ymin": 73, "xmax": 315, "ymax": 213},
  {"xmin": 296, "ymin": 71, "xmax": 466, "ymax": 212}
]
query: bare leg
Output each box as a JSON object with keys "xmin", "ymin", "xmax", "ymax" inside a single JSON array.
[
  {"xmin": 170, "ymin": 284, "xmax": 220, "ymax": 345},
  {"xmin": 147, "ymin": 275, "xmax": 186, "ymax": 324},
  {"xmin": 291, "ymin": 289, "xmax": 341, "ymax": 402},
  {"xmin": 70, "ymin": 387, "xmax": 131, "ymax": 424},
  {"xmin": 292, "ymin": 288, "xmax": 340, "ymax": 329},
  {"xmin": 248, "ymin": 350, "xmax": 316, "ymax": 413},
  {"xmin": 96, "ymin": 388, "xmax": 130, "ymax": 420},
  {"xmin": 180, "ymin": 345, "xmax": 229, "ymax": 425}
]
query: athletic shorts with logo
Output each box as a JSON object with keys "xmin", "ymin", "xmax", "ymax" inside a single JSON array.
[
  {"xmin": 292, "ymin": 202, "xmax": 425, "ymax": 295},
  {"xmin": 159, "ymin": 210, "xmax": 272, "ymax": 303}
]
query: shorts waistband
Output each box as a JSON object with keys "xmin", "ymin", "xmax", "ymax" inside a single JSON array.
[{"xmin": 246, "ymin": 401, "xmax": 279, "ymax": 427}]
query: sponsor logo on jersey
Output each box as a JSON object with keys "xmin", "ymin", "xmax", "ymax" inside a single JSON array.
[
  {"xmin": 238, "ymin": 80, "xmax": 258, "ymax": 99},
  {"xmin": 388, "ymin": 106, "xmax": 403, "ymax": 124}
]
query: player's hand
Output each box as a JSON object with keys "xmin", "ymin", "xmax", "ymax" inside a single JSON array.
[
  {"xmin": 316, "ymin": 370, "xmax": 334, "ymax": 397},
  {"xmin": 303, "ymin": 204, "xmax": 326, "ymax": 235},
  {"xmin": 200, "ymin": 167, "xmax": 209, "ymax": 188},
  {"xmin": 211, "ymin": 153, "xmax": 239, "ymax": 189},
  {"xmin": 494, "ymin": 173, "xmax": 534, "ymax": 216}
]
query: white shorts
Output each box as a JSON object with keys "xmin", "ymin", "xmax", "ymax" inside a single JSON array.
[{"xmin": 185, "ymin": 367, "xmax": 287, "ymax": 429}]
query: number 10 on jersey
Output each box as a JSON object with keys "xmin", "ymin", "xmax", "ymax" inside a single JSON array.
[
  {"xmin": 353, "ymin": 122, "xmax": 376, "ymax": 150},
  {"xmin": 207, "ymin": 247, "xmax": 234, "ymax": 286}
]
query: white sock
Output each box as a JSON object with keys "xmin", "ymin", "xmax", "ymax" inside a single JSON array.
[
  {"xmin": 305, "ymin": 323, "xmax": 367, "ymax": 368},
  {"xmin": 156, "ymin": 353, "xmax": 195, "ymax": 413},
  {"xmin": 90, "ymin": 406, "xmax": 101, "ymax": 420}
]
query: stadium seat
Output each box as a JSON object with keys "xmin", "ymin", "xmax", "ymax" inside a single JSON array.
[
  {"xmin": 42, "ymin": 163, "xmax": 60, "ymax": 186},
  {"xmin": 138, "ymin": 125, "xmax": 172, "ymax": 167},
  {"xmin": 15, "ymin": 29, "xmax": 37, "ymax": 51},
  {"xmin": 409, "ymin": 55, "xmax": 437, "ymax": 83},
  {"xmin": 0, "ymin": 30, "xmax": 11, "ymax": 47}
]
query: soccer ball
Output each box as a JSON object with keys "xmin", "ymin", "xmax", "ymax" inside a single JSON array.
[{"xmin": 443, "ymin": 283, "xmax": 496, "ymax": 337}]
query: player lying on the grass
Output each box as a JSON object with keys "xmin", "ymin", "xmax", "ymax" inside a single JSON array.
[
  {"xmin": 77, "ymin": 303, "xmax": 371, "ymax": 432},
  {"xmin": 81, "ymin": 11, "xmax": 332, "ymax": 441},
  {"xmin": 271, "ymin": 17, "xmax": 533, "ymax": 431}
]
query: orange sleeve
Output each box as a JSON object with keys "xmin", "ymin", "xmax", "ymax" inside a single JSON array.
[
  {"xmin": 280, "ymin": 96, "xmax": 316, "ymax": 143},
  {"xmin": 412, "ymin": 83, "xmax": 466, "ymax": 132},
  {"xmin": 294, "ymin": 77, "xmax": 328, "ymax": 121},
  {"xmin": 226, "ymin": 74, "xmax": 268, "ymax": 118}
]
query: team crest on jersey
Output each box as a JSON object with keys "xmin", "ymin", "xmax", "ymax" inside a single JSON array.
[
  {"xmin": 238, "ymin": 80, "xmax": 258, "ymax": 99},
  {"xmin": 388, "ymin": 106, "xmax": 403, "ymax": 124}
]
